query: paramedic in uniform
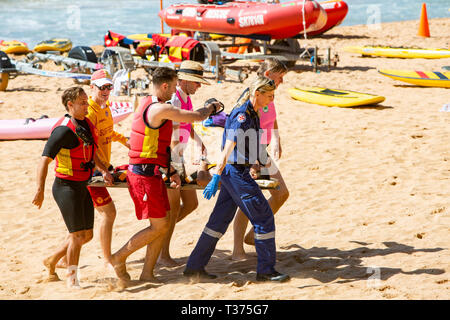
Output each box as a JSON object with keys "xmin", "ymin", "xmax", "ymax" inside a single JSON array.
[{"xmin": 183, "ymin": 77, "xmax": 290, "ymax": 282}]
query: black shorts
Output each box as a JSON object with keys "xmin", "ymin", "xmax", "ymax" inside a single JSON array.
[{"xmin": 52, "ymin": 177, "xmax": 94, "ymax": 233}]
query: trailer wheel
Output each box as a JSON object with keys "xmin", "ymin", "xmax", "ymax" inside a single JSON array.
[
  {"xmin": 0, "ymin": 73, "xmax": 8, "ymax": 91},
  {"xmin": 269, "ymin": 39, "xmax": 300, "ymax": 68}
]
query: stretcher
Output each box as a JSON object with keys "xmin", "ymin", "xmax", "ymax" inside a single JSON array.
[{"xmin": 88, "ymin": 175, "xmax": 279, "ymax": 190}]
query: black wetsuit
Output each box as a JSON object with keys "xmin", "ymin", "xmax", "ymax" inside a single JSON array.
[{"xmin": 43, "ymin": 118, "xmax": 94, "ymax": 233}]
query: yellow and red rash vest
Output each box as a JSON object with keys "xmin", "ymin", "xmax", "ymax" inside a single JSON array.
[
  {"xmin": 128, "ymin": 96, "xmax": 173, "ymax": 167},
  {"xmin": 53, "ymin": 116, "xmax": 97, "ymax": 182}
]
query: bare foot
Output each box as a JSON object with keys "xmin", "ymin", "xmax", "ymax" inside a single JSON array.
[
  {"xmin": 158, "ymin": 256, "xmax": 181, "ymax": 267},
  {"xmin": 139, "ymin": 274, "xmax": 161, "ymax": 282},
  {"xmin": 111, "ymin": 255, "xmax": 131, "ymax": 281},
  {"xmin": 43, "ymin": 257, "xmax": 57, "ymax": 275},
  {"xmin": 44, "ymin": 273, "xmax": 61, "ymax": 282},
  {"xmin": 244, "ymin": 233, "xmax": 255, "ymax": 246},
  {"xmin": 231, "ymin": 252, "xmax": 250, "ymax": 261}
]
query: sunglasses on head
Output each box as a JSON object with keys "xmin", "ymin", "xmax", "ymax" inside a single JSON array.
[
  {"xmin": 256, "ymin": 79, "xmax": 275, "ymax": 92},
  {"xmin": 96, "ymin": 84, "xmax": 113, "ymax": 91}
]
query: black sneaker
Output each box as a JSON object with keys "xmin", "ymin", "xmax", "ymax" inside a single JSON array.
[
  {"xmin": 256, "ymin": 271, "xmax": 290, "ymax": 283},
  {"xmin": 183, "ymin": 268, "xmax": 217, "ymax": 280}
]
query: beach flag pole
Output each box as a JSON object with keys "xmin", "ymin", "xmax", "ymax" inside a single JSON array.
[
  {"xmin": 160, "ymin": 0, "xmax": 164, "ymax": 34},
  {"xmin": 418, "ymin": 3, "xmax": 430, "ymax": 37}
]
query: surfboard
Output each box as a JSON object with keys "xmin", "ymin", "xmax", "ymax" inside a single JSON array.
[
  {"xmin": 33, "ymin": 38, "xmax": 72, "ymax": 53},
  {"xmin": 288, "ymin": 87, "xmax": 385, "ymax": 107},
  {"xmin": 0, "ymin": 40, "xmax": 30, "ymax": 54},
  {"xmin": 0, "ymin": 101, "xmax": 134, "ymax": 140},
  {"xmin": 378, "ymin": 69, "xmax": 450, "ymax": 88},
  {"xmin": 344, "ymin": 46, "xmax": 450, "ymax": 59}
]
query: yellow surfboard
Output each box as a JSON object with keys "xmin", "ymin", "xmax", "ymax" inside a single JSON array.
[
  {"xmin": 288, "ymin": 87, "xmax": 385, "ymax": 107},
  {"xmin": 0, "ymin": 40, "xmax": 29, "ymax": 54},
  {"xmin": 344, "ymin": 46, "xmax": 450, "ymax": 59},
  {"xmin": 33, "ymin": 38, "xmax": 72, "ymax": 53},
  {"xmin": 378, "ymin": 69, "xmax": 450, "ymax": 88}
]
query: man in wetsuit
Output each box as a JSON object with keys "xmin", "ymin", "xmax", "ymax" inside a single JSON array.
[{"xmin": 32, "ymin": 86, "xmax": 113, "ymax": 289}]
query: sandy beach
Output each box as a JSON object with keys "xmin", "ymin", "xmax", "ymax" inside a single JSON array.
[{"xmin": 0, "ymin": 18, "xmax": 449, "ymax": 300}]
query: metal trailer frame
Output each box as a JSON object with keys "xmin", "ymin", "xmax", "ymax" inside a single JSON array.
[
  {"xmin": 0, "ymin": 53, "xmax": 93, "ymax": 91},
  {"xmin": 0, "ymin": 34, "xmax": 339, "ymax": 93}
]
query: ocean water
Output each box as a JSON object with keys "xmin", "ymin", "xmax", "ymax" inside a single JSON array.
[{"xmin": 0, "ymin": 0, "xmax": 449, "ymax": 47}]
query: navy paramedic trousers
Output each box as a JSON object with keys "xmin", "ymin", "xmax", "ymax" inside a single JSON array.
[{"xmin": 186, "ymin": 164, "xmax": 276, "ymax": 274}]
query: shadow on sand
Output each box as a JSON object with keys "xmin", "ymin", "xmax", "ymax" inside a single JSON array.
[{"xmin": 99, "ymin": 241, "xmax": 445, "ymax": 292}]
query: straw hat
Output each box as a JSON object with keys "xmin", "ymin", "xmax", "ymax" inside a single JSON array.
[{"xmin": 177, "ymin": 60, "xmax": 210, "ymax": 85}]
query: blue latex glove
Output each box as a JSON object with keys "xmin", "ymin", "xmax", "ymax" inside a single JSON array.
[
  {"xmin": 203, "ymin": 118, "xmax": 214, "ymax": 127},
  {"xmin": 203, "ymin": 174, "xmax": 220, "ymax": 200}
]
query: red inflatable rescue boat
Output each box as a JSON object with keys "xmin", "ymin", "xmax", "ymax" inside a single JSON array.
[
  {"xmin": 307, "ymin": 0, "xmax": 348, "ymax": 36},
  {"xmin": 159, "ymin": 0, "xmax": 327, "ymax": 40}
]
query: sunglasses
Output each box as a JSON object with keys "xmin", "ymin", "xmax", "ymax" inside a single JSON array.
[{"xmin": 96, "ymin": 84, "xmax": 113, "ymax": 91}]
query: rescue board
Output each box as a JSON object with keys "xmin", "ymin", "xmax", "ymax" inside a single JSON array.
[
  {"xmin": 288, "ymin": 87, "xmax": 385, "ymax": 107},
  {"xmin": 378, "ymin": 69, "xmax": 450, "ymax": 88},
  {"xmin": 33, "ymin": 38, "xmax": 72, "ymax": 53},
  {"xmin": 344, "ymin": 46, "xmax": 450, "ymax": 59},
  {"xmin": 0, "ymin": 101, "xmax": 134, "ymax": 140},
  {"xmin": 0, "ymin": 40, "xmax": 30, "ymax": 54}
]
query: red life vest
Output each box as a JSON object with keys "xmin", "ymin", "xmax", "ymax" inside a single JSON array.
[
  {"xmin": 128, "ymin": 96, "xmax": 173, "ymax": 167},
  {"xmin": 164, "ymin": 36, "xmax": 204, "ymax": 63},
  {"xmin": 53, "ymin": 116, "xmax": 97, "ymax": 182}
]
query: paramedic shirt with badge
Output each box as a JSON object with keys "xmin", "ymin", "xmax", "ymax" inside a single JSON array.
[{"xmin": 222, "ymin": 99, "xmax": 268, "ymax": 166}]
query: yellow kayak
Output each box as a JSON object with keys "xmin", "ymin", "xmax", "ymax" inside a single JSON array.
[
  {"xmin": 288, "ymin": 87, "xmax": 385, "ymax": 107},
  {"xmin": 33, "ymin": 38, "xmax": 72, "ymax": 53},
  {"xmin": 0, "ymin": 40, "xmax": 29, "ymax": 54},
  {"xmin": 344, "ymin": 46, "xmax": 450, "ymax": 59},
  {"xmin": 378, "ymin": 69, "xmax": 450, "ymax": 88}
]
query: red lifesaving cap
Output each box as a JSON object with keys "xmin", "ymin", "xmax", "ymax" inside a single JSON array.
[{"xmin": 91, "ymin": 69, "xmax": 113, "ymax": 87}]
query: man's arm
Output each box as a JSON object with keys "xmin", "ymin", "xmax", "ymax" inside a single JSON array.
[
  {"xmin": 32, "ymin": 156, "xmax": 53, "ymax": 209},
  {"xmin": 94, "ymin": 153, "xmax": 114, "ymax": 186},
  {"xmin": 147, "ymin": 102, "xmax": 216, "ymax": 128},
  {"xmin": 191, "ymin": 128, "xmax": 207, "ymax": 164}
]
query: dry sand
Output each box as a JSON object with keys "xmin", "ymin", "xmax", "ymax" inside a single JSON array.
[{"xmin": 0, "ymin": 19, "xmax": 449, "ymax": 300}]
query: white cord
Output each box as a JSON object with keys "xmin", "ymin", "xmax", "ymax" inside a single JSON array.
[{"xmin": 302, "ymin": 0, "xmax": 308, "ymax": 40}]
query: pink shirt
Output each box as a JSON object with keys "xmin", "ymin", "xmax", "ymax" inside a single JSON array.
[
  {"xmin": 259, "ymin": 101, "xmax": 277, "ymax": 145},
  {"xmin": 170, "ymin": 88, "xmax": 192, "ymax": 144}
]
